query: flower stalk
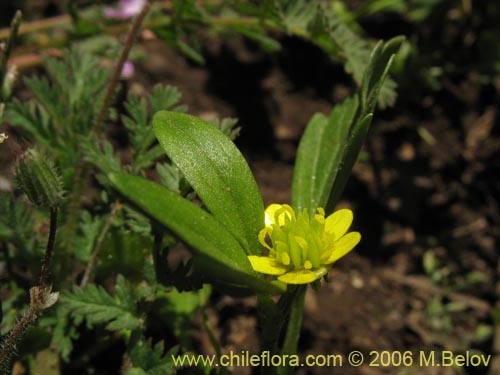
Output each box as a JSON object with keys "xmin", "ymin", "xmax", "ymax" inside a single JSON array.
[{"xmin": 61, "ymin": 1, "xmax": 150, "ymax": 253}]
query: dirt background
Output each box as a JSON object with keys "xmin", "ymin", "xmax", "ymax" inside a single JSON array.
[{"xmin": 2, "ymin": 1, "xmax": 500, "ymax": 375}]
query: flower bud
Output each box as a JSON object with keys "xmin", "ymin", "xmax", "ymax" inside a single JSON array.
[{"xmin": 15, "ymin": 149, "xmax": 64, "ymax": 208}]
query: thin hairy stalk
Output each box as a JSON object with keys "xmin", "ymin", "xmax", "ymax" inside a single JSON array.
[
  {"xmin": 202, "ymin": 306, "xmax": 223, "ymax": 361},
  {"xmin": 0, "ymin": 207, "xmax": 59, "ymax": 374},
  {"xmin": 80, "ymin": 202, "xmax": 121, "ymax": 288},
  {"xmin": 93, "ymin": 2, "xmax": 150, "ymax": 136},
  {"xmin": 0, "ymin": 10, "xmax": 22, "ymax": 90},
  {"xmin": 0, "ymin": 304, "xmax": 39, "ymax": 374},
  {"xmin": 39, "ymin": 207, "xmax": 58, "ymax": 288},
  {"xmin": 62, "ymin": 2, "xmax": 150, "ymax": 252}
]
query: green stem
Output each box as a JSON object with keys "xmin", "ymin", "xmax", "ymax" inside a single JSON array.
[
  {"xmin": 79, "ymin": 202, "xmax": 120, "ymax": 288},
  {"xmin": 0, "ymin": 304, "xmax": 39, "ymax": 374},
  {"xmin": 0, "ymin": 206, "xmax": 59, "ymax": 373},
  {"xmin": 278, "ymin": 286, "xmax": 306, "ymax": 375},
  {"xmin": 201, "ymin": 306, "xmax": 222, "ymax": 360},
  {"xmin": 39, "ymin": 207, "xmax": 58, "ymax": 288},
  {"xmin": 258, "ymin": 286, "xmax": 306, "ymax": 375}
]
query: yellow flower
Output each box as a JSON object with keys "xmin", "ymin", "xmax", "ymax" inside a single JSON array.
[{"xmin": 248, "ymin": 204, "xmax": 361, "ymax": 285}]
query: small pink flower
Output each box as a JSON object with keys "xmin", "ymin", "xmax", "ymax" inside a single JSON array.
[
  {"xmin": 121, "ymin": 60, "xmax": 135, "ymax": 79},
  {"xmin": 104, "ymin": 0, "xmax": 146, "ymax": 20}
]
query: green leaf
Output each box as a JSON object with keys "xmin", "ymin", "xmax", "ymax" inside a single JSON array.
[
  {"xmin": 326, "ymin": 114, "xmax": 372, "ymax": 211},
  {"xmin": 108, "ymin": 172, "xmax": 285, "ymax": 294},
  {"xmin": 127, "ymin": 340, "xmax": 177, "ymax": 375},
  {"xmin": 71, "ymin": 210, "xmax": 104, "ymax": 262},
  {"xmin": 153, "ymin": 111, "xmax": 264, "ymax": 255},
  {"xmin": 61, "ymin": 275, "xmax": 142, "ymax": 331},
  {"xmin": 229, "ymin": 24, "xmax": 281, "ymax": 52},
  {"xmin": 320, "ymin": 7, "xmax": 400, "ymax": 109},
  {"xmin": 292, "ymin": 96, "xmax": 358, "ymax": 212},
  {"xmin": 359, "ymin": 36, "xmax": 405, "ymax": 116}
]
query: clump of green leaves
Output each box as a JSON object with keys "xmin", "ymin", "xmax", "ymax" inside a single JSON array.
[{"xmin": 1, "ymin": 2, "xmax": 405, "ymax": 374}]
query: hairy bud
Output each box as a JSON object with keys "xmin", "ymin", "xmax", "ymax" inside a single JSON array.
[{"xmin": 15, "ymin": 149, "xmax": 64, "ymax": 208}]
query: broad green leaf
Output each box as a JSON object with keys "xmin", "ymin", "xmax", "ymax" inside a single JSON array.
[
  {"xmin": 109, "ymin": 173, "xmax": 285, "ymax": 294},
  {"xmin": 292, "ymin": 96, "xmax": 358, "ymax": 213},
  {"xmin": 153, "ymin": 111, "xmax": 264, "ymax": 255}
]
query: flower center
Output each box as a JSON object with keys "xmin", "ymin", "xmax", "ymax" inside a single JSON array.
[{"xmin": 260, "ymin": 206, "xmax": 328, "ymax": 270}]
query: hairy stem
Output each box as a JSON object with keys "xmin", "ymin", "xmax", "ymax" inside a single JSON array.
[
  {"xmin": 0, "ymin": 305, "xmax": 39, "ymax": 374},
  {"xmin": 80, "ymin": 202, "xmax": 121, "ymax": 288},
  {"xmin": 39, "ymin": 207, "xmax": 58, "ymax": 288},
  {"xmin": 61, "ymin": 2, "xmax": 150, "ymax": 253},
  {"xmin": 0, "ymin": 205, "xmax": 59, "ymax": 374}
]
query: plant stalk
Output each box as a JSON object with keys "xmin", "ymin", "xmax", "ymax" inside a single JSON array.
[
  {"xmin": 61, "ymin": 1, "xmax": 151, "ymax": 253},
  {"xmin": 0, "ymin": 10, "xmax": 22, "ymax": 91}
]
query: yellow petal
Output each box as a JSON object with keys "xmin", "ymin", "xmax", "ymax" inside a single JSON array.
[
  {"xmin": 277, "ymin": 267, "xmax": 327, "ymax": 284},
  {"xmin": 247, "ymin": 256, "xmax": 288, "ymax": 275},
  {"xmin": 264, "ymin": 204, "xmax": 294, "ymax": 227},
  {"xmin": 258, "ymin": 227, "xmax": 272, "ymax": 250},
  {"xmin": 325, "ymin": 209, "xmax": 353, "ymax": 239},
  {"xmin": 323, "ymin": 232, "xmax": 361, "ymax": 264}
]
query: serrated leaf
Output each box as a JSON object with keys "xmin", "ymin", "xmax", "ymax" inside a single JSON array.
[
  {"xmin": 153, "ymin": 111, "xmax": 264, "ymax": 255},
  {"xmin": 128, "ymin": 340, "xmax": 177, "ymax": 375},
  {"xmin": 321, "ymin": 7, "xmax": 401, "ymax": 109},
  {"xmin": 230, "ymin": 24, "xmax": 281, "ymax": 51},
  {"xmin": 81, "ymin": 139, "xmax": 122, "ymax": 175},
  {"xmin": 71, "ymin": 210, "xmax": 103, "ymax": 262},
  {"xmin": 108, "ymin": 173, "xmax": 285, "ymax": 294},
  {"xmin": 61, "ymin": 275, "xmax": 141, "ymax": 331},
  {"xmin": 292, "ymin": 96, "xmax": 358, "ymax": 212}
]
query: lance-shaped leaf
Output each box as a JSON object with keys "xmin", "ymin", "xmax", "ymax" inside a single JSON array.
[
  {"xmin": 109, "ymin": 173, "xmax": 285, "ymax": 294},
  {"xmin": 292, "ymin": 96, "xmax": 358, "ymax": 213},
  {"xmin": 153, "ymin": 111, "xmax": 264, "ymax": 255},
  {"xmin": 359, "ymin": 36, "xmax": 405, "ymax": 118},
  {"xmin": 326, "ymin": 114, "xmax": 373, "ymax": 212},
  {"xmin": 293, "ymin": 36, "xmax": 404, "ymax": 214}
]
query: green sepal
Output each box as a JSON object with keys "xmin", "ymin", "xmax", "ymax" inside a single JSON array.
[
  {"xmin": 109, "ymin": 172, "xmax": 285, "ymax": 294},
  {"xmin": 153, "ymin": 111, "xmax": 264, "ymax": 255}
]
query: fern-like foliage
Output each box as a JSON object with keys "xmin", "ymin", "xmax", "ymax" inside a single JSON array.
[
  {"xmin": 6, "ymin": 47, "xmax": 111, "ymax": 186},
  {"xmin": 125, "ymin": 340, "xmax": 177, "ymax": 375},
  {"xmin": 122, "ymin": 84, "xmax": 185, "ymax": 170},
  {"xmin": 70, "ymin": 210, "xmax": 105, "ymax": 262},
  {"xmin": 61, "ymin": 275, "xmax": 142, "ymax": 331},
  {"xmin": 319, "ymin": 5, "xmax": 398, "ymax": 108}
]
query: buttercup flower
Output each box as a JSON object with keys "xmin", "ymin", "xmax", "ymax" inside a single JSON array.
[{"xmin": 248, "ymin": 204, "xmax": 361, "ymax": 284}]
